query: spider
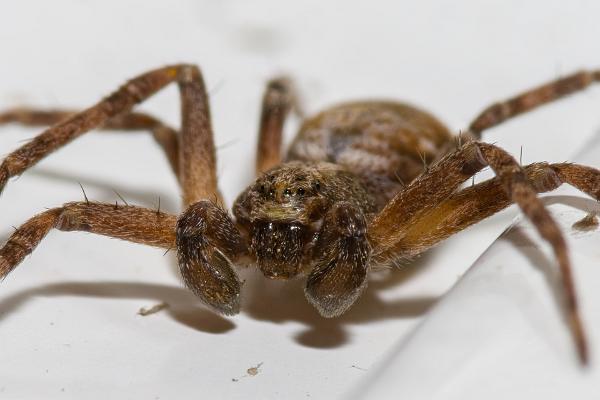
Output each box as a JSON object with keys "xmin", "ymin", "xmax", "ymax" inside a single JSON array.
[{"xmin": 0, "ymin": 65, "xmax": 599, "ymax": 365}]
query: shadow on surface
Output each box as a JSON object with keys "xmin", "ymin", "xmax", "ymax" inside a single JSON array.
[
  {"xmin": 498, "ymin": 194, "xmax": 600, "ymax": 354},
  {"xmin": 0, "ymin": 258, "xmax": 438, "ymax": 350},
  {"xmin": 0, "ymin": 281, "xmax": 235, "ymax": 334},
  {"xmin": 239, "ymin": 251, "xmax": 439, "ymax": 348}
]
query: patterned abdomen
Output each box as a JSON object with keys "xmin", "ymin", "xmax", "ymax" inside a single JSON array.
[{"xmin": 286, "ymin": 101, "xmax": 454, "ymax": 207}]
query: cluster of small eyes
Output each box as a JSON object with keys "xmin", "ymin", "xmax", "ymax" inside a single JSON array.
[{"xmin": 258, "ymin": 181, "xmax": 321, "ymax": 198}]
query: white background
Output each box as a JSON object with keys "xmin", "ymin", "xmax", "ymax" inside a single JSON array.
[{"xmin": 0, "ymin": 1, "xmax": 599, "ymax": 399}]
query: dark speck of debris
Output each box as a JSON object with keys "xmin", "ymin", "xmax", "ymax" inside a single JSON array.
[
  {"xmin": 138, "ymin": 302, "xmax": 169, "ymax": 316},
  {"xmin": 572, "ymin": 212, "xmax": 599, "ymax": 232},
  {"xmin": 351, "ymin": 364, "xmax": 367, "ymax": 371}
]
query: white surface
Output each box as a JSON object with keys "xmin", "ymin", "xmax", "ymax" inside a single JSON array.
[{"xmin": 0, "ymin": 1, "xmax": 599, "ymax": 399}]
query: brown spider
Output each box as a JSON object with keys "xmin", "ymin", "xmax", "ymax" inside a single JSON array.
[{"xmin": 0, "ymin": 65, "xmax": 599, "ymax": 364}]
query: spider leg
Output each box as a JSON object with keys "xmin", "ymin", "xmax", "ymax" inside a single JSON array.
[
  {"xmin": 0, "ymin": 64, "xmax": 220, "ymax": 206},
  {"xmin": 0, "ymin": 198, "xmax": 248, "ymax": 314},
  {"xmin": 304, "ymin": 201, "xmax": 370, "ymax": 317},
  {"xmin": 467, "ymin": 70, "xmax": 600, "ymax": 138},
  {"xmin": 370, "ymin": 151, "xmax": 600, "ymax": 364},
  {"xmin": 255, "ymin": 77, "xmax": 300, "ymax": 175},
  {"xmin": 0, "ymin": 202, "xmax": 177, "ymax": 278},
  {"xmin": 368, "ymin": 141, "xmax": 488, "ymax": 249},
  {"xmin": 376, "ymin": 162, "xmax": 600, "ymax": 259},
  {"xmin": 0, "ymin": 108, "xmax": 180, "ymax": 177},
  {"xmin": 0, "ymin": 66, "xmax": 250, "ymax": 313}
]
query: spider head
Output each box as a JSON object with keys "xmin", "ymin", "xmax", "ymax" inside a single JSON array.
[
  {"xmin": 235, "ymin": 162, "xmax": 329, "ymax": 225},
  {"xmin": 233, "ymin": 162, "xmax": 330, "ymax": 279}
]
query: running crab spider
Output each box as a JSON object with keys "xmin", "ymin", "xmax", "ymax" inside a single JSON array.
[{"xmin": 1, "ymin": 65, "xmax": 599, "ymax": 364}]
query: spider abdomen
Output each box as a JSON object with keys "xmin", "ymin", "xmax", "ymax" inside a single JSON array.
[{"xmin": 286, "ymin": 101, "xmax": 454, "ymax": 207}]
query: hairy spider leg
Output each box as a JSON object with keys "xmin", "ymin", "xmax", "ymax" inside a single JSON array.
[{"xmin": 0, "ymin": 109, "xmax": 180, "ymax": 177}]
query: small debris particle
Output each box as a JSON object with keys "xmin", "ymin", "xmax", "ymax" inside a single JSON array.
[
  {"xmin": 231, "ymin": 362, "xmax": 264, "ymax": 382},
  {"xmin": 572, "ymin": 212, "xmax": 599, "ymax": 232},
  {"xmin": 138, "ymin": 302, "xmax": 169, "ymax": 316},
  {"xmin": 247, "ymin": 362, "xmax": 263, "ymax": 376},
  {"xmin": 351, "ymin": 364, "xmax": 367, "ymax": 371}
]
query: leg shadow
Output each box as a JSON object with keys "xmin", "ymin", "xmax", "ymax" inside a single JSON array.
[{"xmin": 0, "ymin": 281, "xmax": 235, "ymax": 334}]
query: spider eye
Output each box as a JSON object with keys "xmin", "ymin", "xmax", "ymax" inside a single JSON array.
[
  {"xmin": 315, "ymin": 181, "xmax": 321, "ymax": 191},
  {"xmin": 283, "ymin": 188, "xmax": 292, "ymax": 196},
  {"xmin": 297, "ymin": 188, "xmax": 306, "ymax": 196},
  {"xmin": 260, "ymin": 185, "xmax": 265, "ymax": 193}
]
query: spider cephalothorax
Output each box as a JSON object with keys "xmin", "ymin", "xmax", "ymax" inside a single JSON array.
[
  {"xmin": 233, "ymin": 161, "xmax": 376, "ymax": 280},
  {"xmin": 1, "ymin": 64, "xmax": 598, "ymax": 363}
]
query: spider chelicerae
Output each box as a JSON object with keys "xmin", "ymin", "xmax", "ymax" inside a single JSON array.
[{"xmin": 0, "ymin": 65, "xmax": 598, "ymax": 364}]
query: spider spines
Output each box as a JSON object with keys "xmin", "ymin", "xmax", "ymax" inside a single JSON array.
[
  {"xmin": 394, "ymin": 170, "xmax": 405, "ymax": 186},
  {"xmin": 113, "ymin": 189, "xmax": 129, "ymax": 206},
  {"xmin": 519, "ymin": 145, "xmax": 524, "ymax": 165},
  {"xmin": 418, "ymin": 151, "xmax": 429, "ymax": 172},
  {"xmin": 78, "ymin": 182, "xmax": 89, "ymax": 205}
]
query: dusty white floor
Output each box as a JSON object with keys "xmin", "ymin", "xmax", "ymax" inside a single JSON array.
[{"xmin": 0, "ymin": 1, "xmax": 599, "ymax": 399}]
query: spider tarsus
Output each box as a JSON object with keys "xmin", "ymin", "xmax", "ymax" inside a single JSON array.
[
  {"xmin": 0, "ymin": 108, "xmax": 25, "ymax": 125},
  {"xmin": 571, "ymin": 311, "xmax": 589, "ymax": 365},
  {"xmin": 572, "ymin": 212, "xmax": 598, "ymax": 231}
]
